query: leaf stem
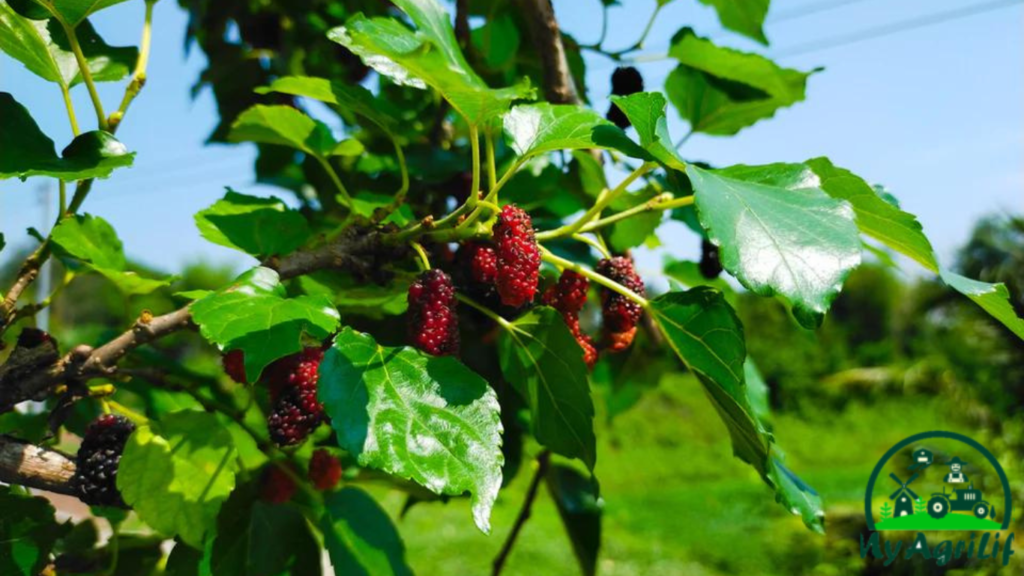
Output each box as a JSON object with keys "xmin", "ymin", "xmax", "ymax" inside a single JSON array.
[
  {"xmin": 485, "ymin": 130, "xmax": 498, "ymax": 192},
  {"xmin": 59, "ymin": 84, "xmax": 80, "ymax": 136},
  {"xmin": 577, "ymin": 193, "xmax": 693, "ymax": 234},
  {"xmin": 469, "ymin": 125, "xmax": 481, "ymax": 211},
  {"xmin": 540, "ymin": 247, "xmax": 648, "ymax": 307},
  {"xmin": 58, "ymin": 180, "xmax": 67, "ymax": 215},
  {"xmin": 112, "ymin": 0, "xmax": 156, "ymax": 126},
  {"xmin": 491, "ymin": 451, "xmax": 551, "ymax": 576},
  {"xmin": 61, "ymin": 21, "xmax": 108, "ymax": 131},
  {"xmin": 570, "ymin": 233, "xmax": 611, "ymax": 259},
  {"xmin": 535, "ymin": 162, "xmax": 654, "ymax": 241},
  {"xmin": 316, "ymin": 156, "xmax": 352, "ymax": 207},
  {"xmin": 456, "ymin": 293, "xmax": 510, "ymax": 329},
  {"xmin": 410, "ymin": 241, "xmax": 431, "ymax": 271}
]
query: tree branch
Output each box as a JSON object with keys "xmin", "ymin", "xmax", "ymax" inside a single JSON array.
[
  {"xmin": 516, "ymin": 0, "xmax": 579, "ymax": 104},
  {"xmin": 0, "ymin": 436, "xmax": 77, "ymax": 496},
  {"xmin": 492, "ymin": 451, "xmax": 551, "ymax": 576}
]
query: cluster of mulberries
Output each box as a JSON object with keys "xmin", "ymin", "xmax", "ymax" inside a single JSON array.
[
  {"xmin": 543, "ymin": 271, "xmax": 597, "ymax": 369},
  {"xmin": 266, "ymin": 347, "xmax": 325, "ymax": 446},
  {"xmin": 408, "ymin": 269, "xmax": 460, "ymax": 356},
  {"xmin": 607, "ymin": 66, "xmax": 644, "ymax": 129},
  {"xmin": 72, "ymin": 414, "xmax": 135, "ymax": 507},
  {"xmin": 596, "ymin": 256, "xmax": 647, "ymax": 351},
  {"xmin": 493, "ymin": 205, "xmax": 541, "ymax": 308}
]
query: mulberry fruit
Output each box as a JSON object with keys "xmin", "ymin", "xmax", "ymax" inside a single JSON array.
[
  {"xmin": 308, "ymin": 449, "xmax": 342, "ymax": 491},
  {"xmin": 260, "ymin": 463, "xmax": 297, "ymax": 504},
  {"xmin": 222, "ymin": 349, "xmax": 247, "ymax": 384},
  {"xmin": 596, "ymin": 256, "xmax": 646, "ymax": 333},
  {"xmin": 266, "ymin": 347, "xmax": 325, "ymax": 447},
  {"xmin": 699, "ymin": 239, "xmax": 723, "ymax": 279},
  {"xmin": 607, "ymin": 66, "xmax": 644, "ymax": 128},
  {"xmin": 462, "ymin": 242, "xmax": 498, "ymax": 286},
  {"xmin": 606, "ymin": 326, "xmax": 638, "ymax": 352},
  {"xmin": 72, "ymin": 414, "xmax": 135, "ymax": 506},
  {"xmin": 543, "ymin": 271, "xmax": 598, "ymax": 369},
  {"xmin": 493, "ymin": 205, "xmax": 541, "ymax": 307},
  {"xmin": 408, "ymin": 269, "xmax": 460, "ymax": 356}
]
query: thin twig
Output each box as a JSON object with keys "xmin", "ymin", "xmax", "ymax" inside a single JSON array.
[{"xmin": 492, "ymin": 451, "xmax": 551, "ymax": 576}]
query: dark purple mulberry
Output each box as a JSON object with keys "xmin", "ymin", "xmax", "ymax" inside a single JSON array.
[
  {"xmin": 266, "ymin": 347, "xmax": 325, "ymax": 446},
  {"xmin": 72, "ymin": 414, "xmax": 135, "ymax": 506},
  {"xmin": 596, "ymin": 256, "xmax": 646, "ymax": 334}
]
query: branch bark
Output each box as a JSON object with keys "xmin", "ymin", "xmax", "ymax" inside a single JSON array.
[
  {"xmin": 0, "ymin": 436, "xmax": 77, "ymax": 496},
  {"xmin": 516, "ymin": 0, "xmax": 580, "ymax": 104}
]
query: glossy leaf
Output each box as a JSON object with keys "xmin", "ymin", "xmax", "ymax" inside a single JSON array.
[
  {"xmin": 688, "ymin": 163, "xmax": 861, "ymax": 327},
  {"xmin": 50, "ymin": 213, "xmax": 169, "ymax": 295},
  {"xmin": 321, "ymin": 487, "xmax": 414, "ymax": 576},
  {"xmin": 211, "ymin": 494, "xmax": 321, "ymax": 576},
  {"xmin": 546, "ymin": 464, "xmax": 602, "ymax": 576},
  {"xmin": 194, "ymin": 190, "xmax": 311, "ymax": 258},
  {"xmin": 0, "ymin": 93, "xmax": 134, "ymax": 181},
  {"xmin": 0, "ymin": 487, "xmax": 66, "ymax": 576},
  {"xmin": 608, "ymin": 92, "xmax": 687, "ymax": 170},
  {"xmin": 503, "ymin": 103, "xmax": 615, "ymax": 160},
  {"xmin": 498, "ymin": 306, "xmax": 597, "ymax": 470},
  {"xmin": 327, "ymin": 0, "xmax": 533, "ymax": 125},
  {"xmin": 0, "ymin": 5, "xmax": 136, "ymax": 88},
  {"xmin": 318, "ymin": 328, "xmax": 503, "ymax": 533},
  {"xmin": 806, "ymin": 157, "xmax": 939, "ymax": 272},
  {"xmin": 47, "ymin": 0, "xmax": 130, "ymax": 27},
  {"xmin": 696, "ymin": 0, "xmax": 769, "ymax": 44},
  {"xmin": 254, "ymin": 76, "xmax": 398, "ymax": 134},
  {"xmin": 649, "ymin": 288, "xmax": 825, "ymax": 532},
  {"xmin": 228, "ymin": 105, "xmax": 338, "ymax": 158},
  {"xmin": 666, "ymin": 29, "xmax": 812, "ymax": 135},
  {"xmin": 941, "ymin": 269, "xmax": 1024, "ymax": 340},
  {"xmin": 118, "ymin": 411, "xmax": 240, "ymax": 548},
  {"xmin": 190, "ymin": 267, "xmax": 341, "ymax": 382}
]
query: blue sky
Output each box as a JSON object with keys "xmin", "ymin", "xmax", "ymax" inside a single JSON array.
[{"xmin": 1, "ymin": 0, "xmax": 1021, "ymax": 277}]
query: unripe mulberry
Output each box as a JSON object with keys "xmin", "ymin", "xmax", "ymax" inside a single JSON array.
[
  {"xmin": 699, "ymin": 239, "xmax": 723, "ymax": 279},
  {"xmin": 606, "ymin": 326, "xmax": 637, "ymax": 352},
  {"xmin": 266, "ymin": 347, "xmax": 325, "ymax": 447},
  {"xmin": 408, "ymin": 269, "xmax": 460, "ymax": 356},
  {"xmin": 260, "ymin": 464, "xmax": 297, "ymax": 504},
  {"xmin": 222, "ymin": 349, "xmax": 247, "ymax": 384},
  {"xmin": 543, "ymin": 271, "xmax": 597, "ymax": 369},
  {"xmin": 596, "ymin": 257, "xmax": 646, "ymax": 333},
  {"xmin": 493, "ymin": 205, "xmax": 540, "ymax": 307},
  {"xmin": 72, "ymin": 414, "xmax": 135, "ymax": 506},
  {"xmin": 308, "ymin": 449, "xmax": 342, "ymax": 491},
  {"xmin": 607, "ymin": 67, "xmax": 644, "ymax": 129}
]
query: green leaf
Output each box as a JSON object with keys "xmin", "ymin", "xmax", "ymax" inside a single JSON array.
[
  {"xmin": 805, "ymin": 157, "xmax": 939, "ymax": 272},
  {"xmin": 665, "ymin": 29, "xmax": 813, "ymax": 135},
  {"xmin": 688, "ymin": 163, "xmax": 861, "ymax": 327},
  {"xmin": 254, "ymin": 76, "xmax": 398, "ymax": 135},
  {"xmin": 607, "ymin": 92, "xmax": 687, "ymax": 170},
  {"xmin": 350, "ymin": 192, "xmax": 414, "ymax": 227},
  {"xmin": 498, "ymin": 306, "xmax": 597, "ymax": 469},
  {"xmin": 503, "ymin": 103, "xmax": 615, "ymax": 160},
  {"xmin": 940, "ymin": 269, "xmax": 1024, "ymax": 340},
  {"xmin": 211, "ymin": 494, "xmax": 321, "ymax": 576},
  {"xmin": 696, "ymin": 0, "xmax": 769, "ymax": 44},
  {"xmin": 546, "ymin": 464, "xmax": 602, "ymax": 576},
  {"xmin": 47, "ymin": 0, "xmax": 130, "ymax": 27},
  {"xmin": 190, "ymin": 267, "xmax": 340, "ymax": 382},
  {"xmin": 50, "ymin": 213, "xmax": 169, "ymax": 295},
  {"xmin": 0, "ymin": 487, "xmax": 66, "ymax": 576},
  {"xmin": 0, "ymin": 4, "xmax": 137, "ymax": 88},
  {"xmin": 648, "ymin": 288, "xmax": 824, "ymax": 532},
  {"xmin": 321, "ymin": 487, "xmax": 413, "ymax": 576},
  {"xmin": 227, "ymin": 105, "xmax": 337, "ymax": 157},
  {"xmin": 194, "ymin": 190, "xmax": 311, "ymax": 258},
  {"xmin": 327, "ymin": 0, "xmax": 533, "ymax": 126},
  {"xmin": 117, "ymin": 411, "xmax": 240, "ymax": 548},
  {"xmin": 318, "ymin": 328, "xmax": 503, "ymax": 533},
  {"xmin": 606, "ymin": 186, "xmax": 663, "ymax": 252},
  {"xmin": 0, "ymin": 93, "xmax": 134, "ymax": 181}
]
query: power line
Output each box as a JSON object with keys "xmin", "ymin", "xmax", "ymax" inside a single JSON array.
[
  {"xmin": 775, "ymin": 0, "xmax": 1024, "ymax": 57},
  {"xmin": 770, "ymin": 0, "xmax": 878, "ymax": 23}
]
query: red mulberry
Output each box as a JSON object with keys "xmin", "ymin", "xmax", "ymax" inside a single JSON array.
[
  {"xmin": 596, "ymin": 256, "xmax": 646, "ymax": 333},
  {"xmin": 260, "ymin": 463, "xmax": 297, "ymax": 504},
  {"xmin": 543, "ymin": 271, "xmax": 598, "ymax": 369},
  {"xmin": 308, "ymin": 449, "xmax": 342, "ymax": 491},
  {"xmin": 266, "ymin": 347, "xmax": 325, "ymax": 447},
  {"xmin": 72, "ymin": 414, "xmax": 135, "ymax": 506},
  {"xmin": 493, "ymin": 205, "xmax": 540, "ymax": 307},
  {"xmin": 408, "ymin": 269, "xmax": 460, "ymax": 356},
  {"xmin": 222, "ymin": 349, "xmax": 247, "ymax": 384}
]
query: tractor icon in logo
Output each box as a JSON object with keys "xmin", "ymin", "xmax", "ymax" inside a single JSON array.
[{"xmin": 928, "ymin": 484, "xmax": 994, "ymax": 520}]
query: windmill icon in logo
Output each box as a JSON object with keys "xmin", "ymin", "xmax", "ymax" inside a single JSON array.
[{"xmin": 890, "ymin": 472, "xmax": 919, "ymax": 517}]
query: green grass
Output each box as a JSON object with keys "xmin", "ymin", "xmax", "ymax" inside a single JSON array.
[
  {"xmin": 362, "ymin": 374, "xmax": 994, "ymax": 575},
  {"xmin": 877, "ymin": 513, "xmax": 1002, "ymax": 531}
]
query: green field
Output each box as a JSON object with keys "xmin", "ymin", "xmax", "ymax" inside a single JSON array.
[
  {"xmin": 876, "ymin": 513, "xmax": 1003, "ymax": 532},
  {"xmin": 361, "ymin": 374, "xmax": 992, "ymax": 575}
]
